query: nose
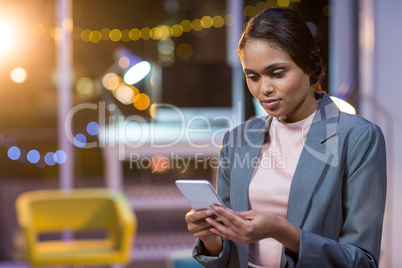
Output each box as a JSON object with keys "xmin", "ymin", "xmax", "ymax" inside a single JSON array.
[{"xmin": 260, "ymin": 77, "xmax": 274, "ymax": 95}]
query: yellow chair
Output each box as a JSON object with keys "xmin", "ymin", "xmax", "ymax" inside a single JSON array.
[{"xmin": 15, "ymin": 188, "xmax": 136, "ymax": 266}]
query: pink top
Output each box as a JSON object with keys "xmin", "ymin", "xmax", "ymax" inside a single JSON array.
[{"xmin": 248, "ymin": 110, "xmax": 316, "ymax": 268}]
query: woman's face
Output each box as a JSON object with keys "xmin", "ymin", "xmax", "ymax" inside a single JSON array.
[{"xmin": 240, "ymin": 39, "xmax": 317, "ymax": 123}]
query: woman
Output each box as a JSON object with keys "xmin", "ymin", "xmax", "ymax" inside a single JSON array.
[{"xmin": 185, "ymin": 8, "xmax": 386, "ymax": 268}]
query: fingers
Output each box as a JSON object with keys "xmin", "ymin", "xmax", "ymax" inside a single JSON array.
[
  {"xmin": 185, "ymin": 209, "xmax": 212, "ymax": 223},
  {"xmin": 210, "ymin": 206, "xmax": 247, "ymax": 230}
]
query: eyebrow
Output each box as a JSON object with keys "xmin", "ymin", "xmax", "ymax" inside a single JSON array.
[{"xmin": 243, "ymin": 62, "xmax": 286, "ymax": 73}]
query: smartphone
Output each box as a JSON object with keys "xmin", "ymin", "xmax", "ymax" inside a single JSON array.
[{"xmin": 175, "ymin": 179, "xmax": 225, "ymax": 210}]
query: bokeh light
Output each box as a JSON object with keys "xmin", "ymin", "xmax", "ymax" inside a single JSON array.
[
  {"xmin": 149, "ymin": 103, "xmax": 158, "ymax": 119},
  {"xmin": 124, "ymin": 61, "xmax": 151, "ymax": 85},
  {"xmin": 0, "ymin": 22, "xmax": 12, "ymax": 52},
  {"xmin": 212, "ymin": 16, "xmax": 225, "ymax": 28},
  {"xmin": 100, "ymin": 28, "xmax": 111, "ymax": 41},
  {"xmin": 102, "ymin": 73, "xmax": 121, "ymax": 90},
  {"xmin": 119, "ymin": 56, "xmax": 130, "ymax": 69},
  {"xmin": 141, "ymin": 27, "xmax": 151, "ymax": 40},
  {"xmin": 116, "ymin": 85, "xmax": 135, "ymax": 104},
  {"xmin": 180, "ymin": 20, "xmax": 192, "ymax": 32},
  {"xmin": 87, "ymin": 122, "xmax": 100, "ymax": 136},
  {"xmin": 192, "ymin": 19, "xmax": 203, "ymax": 31},
  {"xmin": 74, "ymin": 134, "xmax": 87, "ymax": 148},
  {"xmin": 27, "ymin": 150, "xmax": 40, "ymax": 164},
  {"xmin": 134, "ymin": 93, "xmax": 150, "ymax": 110},
  {"xmin": 54, "ymin": 150, "xmax": 67, "ymax": 164},
  {"xmin": 201, "ymin": 16, "xmax": 213, "ymax": 28},
  {"xmin": 171, "ymin": 24, "xmax": 183, "ymax": 37},
  {"xmin": 244, "ymin": 5, "xmax": 257, "ymax": 17},
  {"xmin": 129, "ymin": 28, "xmax": 141, "ymax": 41},
  {"xmin": 277, "ymin": 0, "xmax": 290, "ymax": 7},
  {"xmin": 8, "ymin": 146, "xmax": 21, "ymax": 160},
  {"xmin": 176, "ymin": 43, "xmax": 193, "ymax": 59},
  {"xmin": 76, "ymin": 77, "xmax": 96, "ymax": 98},
  {"xmin": 110, "ymin": 29, "xmax": 122, "ymax": 42},
  {"xmin": 44, "ymin": 152, "xmax": 56, "ymax": 166},
  {"xmin": 10, "ymin": 68, "xmax": 28, "ymax": 83},
  {"xmin": 149, "ymin": 155, "xmax": 171, "ymax": 173}
]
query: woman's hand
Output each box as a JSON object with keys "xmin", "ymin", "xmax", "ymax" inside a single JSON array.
[
  {"xmin": 206, "ymin": 205, "xmax": 300, "ymax": 254},
  {"xmin": 185, "ymin": 209, "xmax": 223, "ymax": 255}
]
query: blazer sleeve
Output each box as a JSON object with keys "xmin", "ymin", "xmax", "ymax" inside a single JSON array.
[
  {"xmin": 285, "ymin": 124, "xmax": 387, "ymax": 267},
  {"xmin": 192, "ymin": 130, "xmax": 234, "ymax": 267}
]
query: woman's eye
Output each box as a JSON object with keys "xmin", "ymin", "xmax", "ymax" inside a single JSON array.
[
  {"xmin": 246, "ymin": 75, "xmax": 259, "ymax": 81},
  {"xmin": 272, "ymin": 70, "xmax": 285, "ymax": 78}
]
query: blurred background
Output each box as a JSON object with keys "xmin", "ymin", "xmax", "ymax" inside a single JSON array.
[{"xmin": 0, "ymin": 0, "xmax": 400, "ymax": 267}]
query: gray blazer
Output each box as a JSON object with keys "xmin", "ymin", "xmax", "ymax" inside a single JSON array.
[{"xmin": 193, "ymin": 92, "xmax": 387, "ymax": 268}]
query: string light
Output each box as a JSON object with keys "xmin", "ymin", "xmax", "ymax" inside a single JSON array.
[{"xmin": 27, "ymin": 1, "xmax": 292, "ymax": 42}]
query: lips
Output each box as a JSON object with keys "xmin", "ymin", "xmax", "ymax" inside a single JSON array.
[{"xmin": 262, "ymin": 99, "xmax": 280, "ymax": 110}]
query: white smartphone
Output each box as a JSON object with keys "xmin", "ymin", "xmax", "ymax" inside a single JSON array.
[{"xmin": 175, "ymin": 179, "xmax": 225, "ymax": 209}]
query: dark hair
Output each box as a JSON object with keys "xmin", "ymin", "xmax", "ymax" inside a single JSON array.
[{"xmin": 238, "ymin": 8, "xmax": 325, "ymax": 92}]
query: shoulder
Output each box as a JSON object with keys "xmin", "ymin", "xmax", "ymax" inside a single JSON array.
[{"xmin": 338, "ymin": 112, "xmax": 385, "ymax": 149}]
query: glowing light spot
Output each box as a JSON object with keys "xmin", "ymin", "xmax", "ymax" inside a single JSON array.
[
  {"xmin": 0, "ymin": 22, "xmax": 12, "ymax": 52},
  {"xmin": 27, "ymin": 150, "xmax": 40, "ymax": 164},
  {"xmin": 244, "ymin": 5, "xmax": 257, "ymax": 17},
  {"xmin": 134, "ymin": 93, "xmax": 150, "ymax": 110},
  {"xmin": 160, "ymin": 25, "xmax": 171, "ymax": 38},
  {"xmin": 212, "ymin": 16, "xmax": 225, "ymax": 28},
  {"xmin": 87, "ymin": 122, "xmax": 100, "ymax": 136},
  {"xmin": 330, "ymin": 97, "xmax": 356, "ymax": 114},
  {"xmin": 76, "ymin": 77, "xmax": 95, "ymax": 98},
  {"xmin": 102, "ymin": 73, "xmax": 121, "ymax": 90},
  {"xmin": 224, "ymin": 15, "xmax": 235, "ymax": 27},
  {"xmin": 201, "ymin": 16, "xmax": 213, "ymax": 28},
  {"xmin": 124, "ymin": 61, "xmax": 151, "ymax": 85},
  {"xmin": 110, "ymin": 29, "xmax": 122, "ymax": 42},
  {"xmin": 8, "ymin": 146, "xmax": 21, "ymax": 160},
  {"xmin": 158, "ymin": 39, "xmax": 175, "ymax": 55},
  {"xmin": 150, "ymin": 27, "xmax": 162, "ymax": 40},
  {"xmin": 74, "ymin": 134, "xmax": 87, "ymax": 148},
  {"xmin": 10, "ymin": 68, "xmax": 27, "ymax": 83},
  {"xmin": 44, "ymin": 152, "xmax": 56, "ymax": 166},
  {"xmin": 119, "ymin": 57, "xmax": 130, "ymax": 68},
  {"xmin": 192, "ymin": 19, "xmax": 203, "ymax": 31},
  {"xmin": 171, "ymin": 24, "xmax": 183, "ymax": 37},
  {"xmin": 121, "ymin": 29, "xmax": 130, "ymax": 42},
  {"xmin": 89, "ymin": 30, "xmax": 101, "ymax": 43},
  {"xmin": 129, "ymin": 28, "xmax": 141, "ymax": 41},
  {"xmin": 180, "ymin": 20, "xmax": 192, "ymax": 32},
  {"xmin": 277, "ymin": 0, "xmax": 290, "ymax": 7},
  {"xmin": 54, "ymin": 150, "xmax": 67, "ymax": 164},
  {"xmin": 176, "ymin": 43, "xmax": 193, "ymax": 59},
  {"xmin": 141, "ymin": 27, "xmax": 151, "ymax": 40},
  {"xmin": 149, "ymin": 103, "xmax": 158, "ymax": 118},
  {"xmin": 100, "ymin": 28, "xmax": 110, "ymax": 41},
  {"xmin": 116, "ymin": 85, "xmax": 135, "ymax": 104},
  {"xmin": 149, "ymin": 155, "xmax": 171, "ymax": 173},
  {"xmin": 81, "ymin": 29, "xmax": 91, "ymax": 42},
  {"xmin": 51, "ymin": 27, "xmax": 62, "ymax": 40}
]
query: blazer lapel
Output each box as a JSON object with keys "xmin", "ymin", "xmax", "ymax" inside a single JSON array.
[
  {"xmin": 231, "ymin": 117, "xmax": 272, "ymax": 212},
  {"xmin": 286, "ymin": 93, "xmax": 341, "ymax": 228}
]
